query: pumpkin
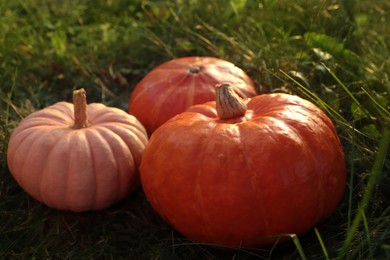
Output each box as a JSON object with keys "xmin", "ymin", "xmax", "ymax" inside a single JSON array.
[
  {"xmin": 140, "ymin": 83, "xmax": 346, "ymax": 247},
  {"xmin": 128, "ymin": 56, "xmax": 257, "ymax": 135},
  {"xmin": 7, "ymin": 89, "xmax": 148, "ymax": 212}
]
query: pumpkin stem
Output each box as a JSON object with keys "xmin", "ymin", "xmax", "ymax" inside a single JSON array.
[
  {"xmin": 73, "ymin": 88, "xmax": 89, "ymax": 128},
  {"xmin": 187, "ymin": 65, "xmax": 201, "ymax": 74},
  {"xmin": 216, "ymin": 83, "xmax": 247, "ymax": 120}
]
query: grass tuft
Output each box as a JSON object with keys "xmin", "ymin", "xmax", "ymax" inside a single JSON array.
[{"xmin": 338, "ymin": 128, "xmax": 390, "ymax": 259}]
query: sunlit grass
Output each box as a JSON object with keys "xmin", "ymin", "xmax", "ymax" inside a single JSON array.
[{"xmin": 1, "ymin": 0, "xmax": 389, "ymax": 258}]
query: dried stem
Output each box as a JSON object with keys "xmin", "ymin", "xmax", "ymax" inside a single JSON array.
[
  {"xmin": 73, "ymin": 88, "xmax": 89, "ymax": 128},
  {"xmin": 215, "ymin": 83, "xmax": 247, "ymax": 120}
]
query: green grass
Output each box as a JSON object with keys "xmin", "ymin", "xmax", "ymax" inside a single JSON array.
[{"xmin": 1, "ymin": 0, "xmax": 389, "ymax": 259}]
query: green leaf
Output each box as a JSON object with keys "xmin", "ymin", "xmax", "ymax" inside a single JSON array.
[
  {"xmin": 48, "ymin": 30, "xmax": 67, "ymax": 57},
  {"xmin": 321, "ymin": 85, "xmax": 340, "ymax": 111},
  {"xmin": 304, "ymin": 32, "xmax": 359, "ymax": 64},
  {"xmin": 351, "ymin": 102, "xmax": 369, "ymax": 121}
]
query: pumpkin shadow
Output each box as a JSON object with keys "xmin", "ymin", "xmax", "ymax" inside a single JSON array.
[{"xmin": 2, "ymin": 175, "xmax": 340, "ymax": 259}]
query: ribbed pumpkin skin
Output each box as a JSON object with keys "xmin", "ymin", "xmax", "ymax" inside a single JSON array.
[
  {"xmin": 7, "ymin": 102, "xmax": 148, "ymax": 212},
  {"xmin": 140, "ymin": 93, "xmax": 346, "ymax": 247},
  {"xmin": 129, "ymin": 56, "xmax": 257, "ymax": 135}
]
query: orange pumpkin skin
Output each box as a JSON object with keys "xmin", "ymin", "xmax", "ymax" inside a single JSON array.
[
  {"xmin": 140, "ymin": 93, "xmax": 346, "ymax": 247},
  {"xmin": 128, "ymin": 56, "xmax": 257, "ymax": 135},
  {"xmin": 7, "ymin": 101, "xmax": 148, "ymax": 212}
]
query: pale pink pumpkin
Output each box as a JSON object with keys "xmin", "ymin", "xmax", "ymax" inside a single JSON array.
[{"xmin": 7, "ymin": 89, "xmax": 148, "ymax": 212}]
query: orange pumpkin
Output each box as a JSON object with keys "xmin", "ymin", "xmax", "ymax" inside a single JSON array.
[
  {"xmin": 7, "ymin": 89, "xmax": 148, "ymax": 212},
  {"xmin": 140, "ymin": 83, "xmax": 346, "ymax": 247},
  {"xmin": 128, "ymin": 56, "xmax": 257, "ymax": 135}
]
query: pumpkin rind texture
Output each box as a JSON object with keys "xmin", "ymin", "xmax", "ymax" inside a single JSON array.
[
  {"xmin": 140, "ymin": 93, "xmax": 346, "ymax": 247},
  {"xmin": 7, "ymin": 101, "xmax": 148, "ymax": 212},
  {"xmin": 128, "ymin": 56, "xmax": 257, "ymax": 135}
]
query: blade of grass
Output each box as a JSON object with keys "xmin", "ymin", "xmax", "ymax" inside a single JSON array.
[
  {"xmin": 297, "ymin": 0, "xmax": 327, "ymax": 62},
  {"xmin": 338, "ymin": 127, "xmax": 390, "ymax": 259},
  {"xmin": 4, "ymin": 69, "xmax": 17, "ymax": 127},
  {"xmin": 314, "ymin": 227, "xmax": 330, "ymax": 260},
  {"xmin": 347, "ymin": 122, "xmax": 356, "ymax": 231},
  {"xmin": 361, "ymin": 87, "xmax": 390, "ymax": 117},
  {"xmin": 361, "ymin": 206, "xmax": 374, "ymax": 259},
  {"xmin": 321, "ymin": 62, "xmax": 367, "ymax": 114},
  {"xmin": 290, "ymin": 234, "xmax": 307, "ymax": 260},
  {"xmin": 0, "ymin": 70, "xmax": 17, "ymax": 168},
  {"xmin": 279, "ymin": 69, "xmax": 347, "ymax": 125},
  {"xmin": 281, "ymin": 67, "xmax": 381, "ymax": 147}
]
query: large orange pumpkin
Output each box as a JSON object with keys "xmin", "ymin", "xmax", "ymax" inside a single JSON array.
[
  {"xmin": 128, "ymin": 56, "xmax": 257, "ymax": 135},
  {"xmin": 7, "ymin": 89, "xmax": 148, "ymax": 212},
  {"xmin": 140, "ymin": 83, "xmax": 346, "ymax": 247}
]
